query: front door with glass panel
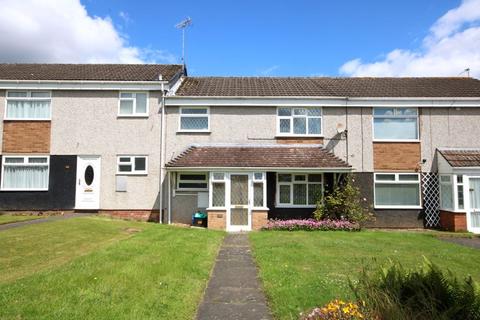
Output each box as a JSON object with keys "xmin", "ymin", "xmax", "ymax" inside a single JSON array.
[
  {"xmin": 468, "ymin": 177, "xmax": 480, "ymax": 233},
  {"xmin": 228, "ymin": 174, "xmax": 251, "ymax": 231},
  {"xmin": 75, "ymin": 156, "xmax": 101, "ymax": 210}
]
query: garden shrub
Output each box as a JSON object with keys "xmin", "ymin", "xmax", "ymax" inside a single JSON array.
[
  {"xmin": 262, "ymin": 219, "xmax": 360, "ymax": 231},
  {"xmin": 314, "ymin": 175, "xmax": 373, "ymax": 226},
  {"xmin": 350, "ymin": 259, "xmax": 480, "ymax": 320}
]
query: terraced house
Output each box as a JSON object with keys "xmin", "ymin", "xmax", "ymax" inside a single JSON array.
[{"xmin": 1, "ymin": 64, "xmax": 480, "ymax": 233}]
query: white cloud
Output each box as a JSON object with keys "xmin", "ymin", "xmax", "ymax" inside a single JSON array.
[
  {"xmin": 259, "ymin": 65, "xmax": 279, "ymax": 76},
  {"xmin": 339, "ymin": 0, "xmax": 480, "ymax": 78},
  {"xmin": 0, "ymin": 0, "xmax": 177, "ymax": 64}
]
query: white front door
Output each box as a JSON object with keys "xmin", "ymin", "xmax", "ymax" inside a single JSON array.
[
  {"xmin": 227, "ymin": 173, "xmax": 251, "ymax": 232},
  {"xmin": 75, "ymin": 156, "xmax": 101, "ymax": 210},
  {"xmin": 468, "ymin": 177, "xmax": 480, "ymax": 233}
]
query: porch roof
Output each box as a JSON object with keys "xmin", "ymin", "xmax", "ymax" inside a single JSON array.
[
  {"xmin": 438, "ymin": 148, "xmax": 480, "ymax": 168},
  {"xmin": 166, "ymin": 145, "xmax": 351, "ymax": 170}
]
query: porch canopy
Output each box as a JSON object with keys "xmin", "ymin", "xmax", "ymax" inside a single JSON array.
[{"xmin": 166, "ymin": 144, "xmax": 351, "ymax": 171}]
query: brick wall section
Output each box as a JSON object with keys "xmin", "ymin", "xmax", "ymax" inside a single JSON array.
[
  {"xmin": 276, "ymin": 137, "xmax": 324, "ymax": 144},
  {"xmin": 373, "ymin": 142, "xmax": 421, "ymax": 171},
  {"xmin": 207, "ymin": 210, "xmax": 226, "ymax": 230},
  {"xmin": 100, "ymin": 210, "xmax": 159, "ymax": 222},
  {"xmin": 252, "ymin": 210, "xmax": 269, "ymax": 230},
  {"xmin": 439, "ymin": 210, "xmax": 467, "ymax": 232},
  {"xmin": 2, "ymin": 121, "xmax": 51, "ymax": 153}
]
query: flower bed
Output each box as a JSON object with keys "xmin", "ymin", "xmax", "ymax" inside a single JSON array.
[
  {"xmin": 300, "ymin": 300, "xmax": 369, "ymax": 320},
  {"xmin": 262, "ymin": 219, "xmax": 360, "ymax": 231}
]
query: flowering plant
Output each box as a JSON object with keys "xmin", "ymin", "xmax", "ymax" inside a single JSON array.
[
  {"xmin": 300, "ymin": 300, "xmax": 368, "ymax": 320},
  {"xmin": 262, "ymin": 219, "xmax": 359, "ymax": 231}
]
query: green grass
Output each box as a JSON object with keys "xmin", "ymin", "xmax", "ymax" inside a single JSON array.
[
  {"xmin": 0, "ymin": 214, "xmax": 43, "ymax": 225},
  {"xmin": 0, "ymin": 217, "xmax": 224, "ymax": 319},
  {"xmin": 250, "ymin": 230, "xmax": 480, "ymax": 320}
]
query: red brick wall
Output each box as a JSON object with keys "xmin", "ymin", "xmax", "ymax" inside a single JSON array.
[
  {"xmin": 252, "ymin": 210, "xmax": 269, "ymax": 230},
  {"xmin": 100, "ymin": 210, "xmax": 159, "ymax": 222},
  {"xmin": 207, "ymin": 210, "xmax": 226, "ymax": 230},
  {"xmin": 373, "ymin": 142, "xmax": 421, "ymax": 171},
  {"xmin": 3, "ymin": 121, "xmax": 51, "ymax": 153},
  {"xmin": 440, "ymin": 210, "xmax": 467, "ymax": 232}
]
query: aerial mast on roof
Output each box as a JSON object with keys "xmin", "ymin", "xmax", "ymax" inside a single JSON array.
[{"xmin": 175, "ymin": 17, "xmax": 192, "ymax": 71}]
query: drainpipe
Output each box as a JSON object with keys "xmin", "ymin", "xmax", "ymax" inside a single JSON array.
[
  {"xmin": 168, "ymin": 171, "xmax": 172, "ymax": 224},
  {"xmin": 159, "ymin": 81, "xmax": 166, "ymax": 223}
]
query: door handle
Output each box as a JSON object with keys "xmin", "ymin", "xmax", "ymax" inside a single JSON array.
[{"xmin": 78, "ymin": 179, "xmax": 81, "ymax": 185}]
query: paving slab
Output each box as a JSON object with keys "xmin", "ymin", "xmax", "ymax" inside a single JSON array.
[{"xmin": 196, "ymin": 233, "xmax": 272, "ymax": 320}]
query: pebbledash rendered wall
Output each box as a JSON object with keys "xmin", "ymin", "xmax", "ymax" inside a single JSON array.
[{"xmin": 0, "ymin": 90, "xmax": 162, "ymax": 214}]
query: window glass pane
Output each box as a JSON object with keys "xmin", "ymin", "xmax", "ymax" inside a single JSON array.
[
  {"xmin": 5, "ymin": 157, "xmax": 24, "ymax": 163},
  {"xmin": 441, "ymin": 183, "xmax": 453, "ymax": 209},
  {"xmin": 293, "ymin": 108, "xmax": 307, "ymax": 116},
  {"xmin": 119, "ymin": 164, "xmax": 132, "ymax": 172},
  {"xmin": 279, "ymin": 185, "xmax": 291, "ymax": 203},
  {"xmin": 375, "ymin": 183, "xmax": 420, "ymax": 206},
  {"xmin": 279, "ymin": 118, "xmax": 291, "ymax": 133},
  {"xmin": 31, "ymin": 92, "xmax": 50, "ymax": 98},
  {"xmin": 294, "ymin": 175, "xmax": 306, "ymax": 181},
  {"xmin": 212, "ymin": 183, "xmax": 225, "ymax": 207},
  {"xmin": 8, "ymin": 91, "xmax": 28, "ymax": 97},
  {"xmin": 457, "ymin": 185, "xmax": 464, "ymax": 209},
  {"xmin": 308, "ymin": 183, "xmax": 322, "ymax": 205},
  {"xmin": 396, "ymin": 108, "xmax": 417, "ymax": 116},
  {"xmin": 308, "ymin": 117, "xmax": 321, "ymax": 134},
  {"xmin": 293, "ymin": 184, "xmax": 307, "ymax": 205},
  {"xmin": 307, "ymin": 108, "xmax": 321, "ymax": 116},
  {"xmin": 28, "ymin": 157, "xmax": 47, "ymax": 164},
  {"xmin": 6, "ymin": 100, "xmax": 50, "ymax": 119},
  {"xmin": 373, "ymin": 108, "xmax": 394, "ymax": 116},
  {"xmin": 457, "ymin": 175, "xmax": 463, "ymax": 184},
  {"xmin": 376, "ymin": 174, "xmax": 395, "ymax": 181},
  {"xmin": 179, "ymin": 182, "xmax": 207, "ymax": 189},
  {"xmin": 253, "ymin": 182, "xmax": 264, "ymax": 207},
  {"xmin": 180, "ymin": 117, "xmax": 208, "ymax": 130},
  {"xmin": 308, "ymin": 174, "xmax": 322, "ymax": 182},
  {"xmin": 3, "ymin": 165, "xmax": 48, "ymax": 189},
  {"xmin": 254, "ymin": 172, "xmax": 263, "ymax": 180},
  {"xmin": 293, "ymin": 117, "xmax": 307, "ymax": 134},
  {"xmin": 212, "ymin": 172, "xmax": 225, "ymax": 180},
  {"xmin": 135, "ymin": 93, "xmax": 147, "ymax": 114},
  {"xmin": 180, "ymin": 174, "xmax": 206, "ymax": 181},
  {"xmin": 399, "ymin": 174, "xmax": 419, "ymax": 181},
  {"xmin": 373, "ymin": 118, "xmax": 418, "ymax": 140},
  {"xmin": 134, "ymin": 157, "xmax": 146, "ymax": 171},
  {"xmin": 120, "ymin": 93, "xmax": 133, "ymax": 98},
  {"xmin": 119, "ymin": 157, "xmax": 131, "ymax": 163},
  {"xmin": 440, "ymin": 175, "xmax": 451, "ymax": 183},
  {"xmin": 278, "ymin": 174, "xmax": 291, "ymax": 182},
  {"xmin": 278, "ymin": 107, "xmax": 291, "ymax": 116},
  {"xmin": 181, "ymin": 108, "xmax": 207, "ymax": 114},
  {"xmin": 119, "ymin": 100, "xmax": 134, "ymax": 115}
]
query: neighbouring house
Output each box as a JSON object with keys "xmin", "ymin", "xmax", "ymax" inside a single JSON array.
[{"xmin": 1, "ymin": 64, "xmax": 480, "ymax": 233}]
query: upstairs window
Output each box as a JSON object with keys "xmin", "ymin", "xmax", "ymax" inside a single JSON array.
[
  {"xmin": 277, "ymin": 107, "xmax": 322, "ymax": 136},
  {"xmin": 373, "ymin": 108, "xmax": 418, "ymax": 140},
  {"xmin": 119, "ymin": 92, "xmax": 148, "ymax": 117},
  {"xmin": 179, "ymin": 107, "xmax": 209, "ymax": 132},
  {"xmin": 6, "ymin": 91, "xmax": 51, "ymax": 120},
  {"xmin": 1, "ymin": 156, "xmax": 49, "ymax": 191}
]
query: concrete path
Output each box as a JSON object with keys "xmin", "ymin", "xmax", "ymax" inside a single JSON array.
[
  {"xmin": 0, "ymin": 213, "xmax": 93, "ymax": 231},
  {"xmin": 439, "ymin": 236, "xmax": 480, "ymax": 249},
  {"xmin": 196, "ymin": 233, "xmax": 272, "ymax": 320}
]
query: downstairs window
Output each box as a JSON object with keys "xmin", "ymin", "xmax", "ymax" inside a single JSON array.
[
  {"xmin": 1, "ymin": 156, "xmax": 49, "ymax": 191},
  {"xmin": 374, "ymin": 173, "xmax": 421, "ymax": 208},
  {"xmin": 277, "ymin": 173, "xmax": 323, "ymax": 207}
]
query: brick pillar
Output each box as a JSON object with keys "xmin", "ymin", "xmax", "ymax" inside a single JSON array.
[
  {"xmin": 252, "ymin": 210, "xmax": 269, "ymax": 230},
  {"xmin": 207, "ymin": 210, "xmax": 226, "ymax": 230},
  {"xmin": 440, "ymin": 210, "xmax": 467, "ymax": 232}
]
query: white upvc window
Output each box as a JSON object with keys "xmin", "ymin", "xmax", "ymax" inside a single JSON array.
[
  {"xmin": 118, "ymin": 92, "xmax": 148, "ymax": 117},
  {"xmin": 374, "ymin": 173, "xmax": 421, "ymax": 208},
  {"xmin": 276, "ymin": 173, "xmax": 323, "ymax": 207},
  {"xmin": 252, "ymin": 172, "xmax": 267, "ymax": 208},
  {"xmin": 178, "ymin": 107, "xmax": 210, "ymax": 132},
  {"xmin": 373, "ymin": 107, "xmax": 419, "ymax": 141},
  {"xmin": 277, "ymin": 107, "xmax": 322, "ymax": 136},
  {"xmin": 210, "ymin": 172, "xmax": 226, "ymax": 208},
  {"xmin": 116, "ymin": 156, "xmax": 148, "ymax": 175},
  {"xmin": 177, "ymin": 172, "xmax": 208, "ymax": 191},
  {"xmin": 5, "ymin": 91, "xmax": 51, "ymax": 120},
  {"xmin": 1, "ymin": 155, "xmax": 49, "ymax": 191},
  {"xmin": 439, "ymin": 174, "xmax": 464, "ymax": 211}
]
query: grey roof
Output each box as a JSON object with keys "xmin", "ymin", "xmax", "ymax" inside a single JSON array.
[
  {"xmin": 0, "ymin": 64, "xmax": 184, "ymax": 82},
  {"xmin": 175, "ymin": 76, "xmax": 480, "ymax": 97}
]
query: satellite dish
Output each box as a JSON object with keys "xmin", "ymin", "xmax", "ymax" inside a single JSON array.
[{"xmin": 336, "ymin": 123, "xmax": 345, "ymax": 134}]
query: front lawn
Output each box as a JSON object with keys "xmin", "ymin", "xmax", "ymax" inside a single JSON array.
[
  {"xmin": 250, "ymin": 230, "xmax": 480, "ymax": 320},
  {"xmin": 0, "ymin": 217, "xmax": 224, "ymax": 319},
  {"xmin": 0, "ymin": 214, "xmax": 43, "ymax": 225}
]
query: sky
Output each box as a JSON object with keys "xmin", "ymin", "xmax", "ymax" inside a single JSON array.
[{"xmin": 0, "ymin": 0, "xmax": 479, "ymax": 77}]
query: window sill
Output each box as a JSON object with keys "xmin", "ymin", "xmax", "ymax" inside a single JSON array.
[
  {"xmin": 117, "ymin": 115, "xmax": 149, "ymax": 119},
  {"xmin": 373, "ymin": 139, "xmax": 420, "ymax": 143},
  {"xmin": 252, "ymin": 207, "xmax": 270, "ymax": 211},
  {"xmin": 275, "ymin": 135, "xmax": 324, "ymax": 138},
  {"xmin": 4, "ymin": 118, "xmax": 51, "ymax": 121},
  {"xmin": 1, "ymin": 188, "xmax": 48, "ymax": 192},
  {"xmin": 276, "ymin": 205, "xmax": 316, "ymax": 208},
  {"xmin": 116, "ymin": 173, "xmax": 148, "ymax": 176},
  {"xmin": 177, "ymin": 130, "xmax": 211, "ymax": 134},
  {"xmin": 374, "ymin": 205, "xmax": 423, "ymax": 210},
  {"xmin": 176, "ymin": 188, "xmax": 208, "ymax": 192},
  {"xmin": 206, "ymin": 207, "xmax": 227, "ymax": 211}
]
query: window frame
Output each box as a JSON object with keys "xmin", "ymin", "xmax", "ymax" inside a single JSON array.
[
  {"xmin": 372, "ymin": 107, "xmax": 419, "ymax": 142},
  {"xmin": 209, "ymin": 172, "xmax": 226, "ymax": 209},
  {"xmin": 252, "ymin": 172, "xmax": 267, "ymax": 209},
  {"xmin": 439, "ymin": 174, "xmax": 465, "ymax": 212},
  {"xmin": 373, "ymin": 172, "xmax": 422, "ymax": 209},
  {"xmin": 276, "ymin": 173, "xmax": 324, "ymax": 208},
  {"xmin": 118, "ymin": 92, "xmax": 149, "ymax": 117},
  {"xmin": 116, "ymin": 155, "xmax": 148, "ymax": 175},
  {"xmin": 5, "ymin": 90, "xmax": 52, "ymax": 121},
  {"xmin": 177, "ymin": 172, "xmax": 208, "ymax": 191},
  {"xmin": 178, "ymin": 106, "xmax": 210, "ymax": 133},
  {"xmin": 276, "ymin": 107, "xmax": 323, "ymax": 137},
  {"xmin": 1, "ymin": 155, "xmax": 50, "ymax": 191}
]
